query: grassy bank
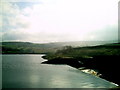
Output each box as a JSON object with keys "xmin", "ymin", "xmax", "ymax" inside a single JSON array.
[{"xmin": 43, "ymin": 43, "xmax": 120, "ymax": 60}]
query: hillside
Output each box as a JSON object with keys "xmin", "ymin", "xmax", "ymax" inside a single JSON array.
[
  {"xmin": 1, "ymin": 41, "xmax": 117, "ymax": 54},
  {"xmin": 1, "ymin": 42, "xmax": 60, "ymax": 54},
  {"xmin": 43, "ymin": 43, "xmax": 120, "ymax": 60}
]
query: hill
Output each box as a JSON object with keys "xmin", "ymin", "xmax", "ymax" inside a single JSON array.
[
  {"xmin": 1, "ymin": 42, "xmax": 60, "ymax": 54},
  {"xmin": 0, "ymin": 41, "xmax": 117, "ymax": 54}
]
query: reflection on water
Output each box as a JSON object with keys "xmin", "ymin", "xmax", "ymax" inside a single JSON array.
[{"xmin": 2, "ymin": 54, "xmax": 117, "ymax": 88}]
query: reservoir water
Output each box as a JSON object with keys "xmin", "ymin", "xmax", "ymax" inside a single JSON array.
[{"xmin": 2, "ymin": 54, "xmax": 117, "ymax": 88}]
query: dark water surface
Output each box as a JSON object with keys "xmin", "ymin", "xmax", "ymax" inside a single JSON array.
[{"xmin": 2, "ymin": 54, "xmax": 117, "ymax": 88}]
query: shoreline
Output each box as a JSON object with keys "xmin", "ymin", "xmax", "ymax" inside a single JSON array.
[
  {"xmin": 41, "ymin": 55, "xmax": 120, "ymax": 86},
  {"xmin": 41, "ymin": 56, "xmax": 102, "ymax": 77}
]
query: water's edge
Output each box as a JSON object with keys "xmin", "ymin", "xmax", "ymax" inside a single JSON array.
[{"xmin": 41, "ymin": 55, "xmax": 120, "ymax": 87}]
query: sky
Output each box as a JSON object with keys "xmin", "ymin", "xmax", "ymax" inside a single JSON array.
[{"xmin": 1, "ymin": 0, "xmax": 119, "ymax": 43}]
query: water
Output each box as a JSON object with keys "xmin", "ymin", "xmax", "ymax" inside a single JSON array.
[{"xmin": 2, "ymin": 54, "xmax": 117, "ymax": 88}]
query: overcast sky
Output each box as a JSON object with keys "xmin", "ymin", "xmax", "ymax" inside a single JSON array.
[{"xmin": 1, "ymin": 0, "xmax": 118, "ymax": 43}]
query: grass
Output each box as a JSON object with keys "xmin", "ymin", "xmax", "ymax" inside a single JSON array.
[{"xmin": 43, "ymin": 43, "xmax": 120, "ymax": 60}]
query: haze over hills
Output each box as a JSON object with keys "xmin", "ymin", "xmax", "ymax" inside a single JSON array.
[{"xmin": 1, "ymin": 40, "xmax": 118, "ymax": 54}]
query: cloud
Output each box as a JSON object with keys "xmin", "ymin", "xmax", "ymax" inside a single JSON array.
[
  {"xmin": 1, "ymin": 0, "xmax": 118, "ymax": 43},
  {"xmin": 2, "ymin": 2, "xmax": 29, "ymax": 31}
]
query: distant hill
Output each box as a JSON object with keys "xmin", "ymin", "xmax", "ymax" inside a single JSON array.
[
  {"xmin": 0, "ymin": 41, "xmax": 118, "ymax": 54},
  {"xmin": 1, "ymin": 42, "xmax": 60, "ymax": 54}
]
